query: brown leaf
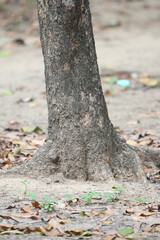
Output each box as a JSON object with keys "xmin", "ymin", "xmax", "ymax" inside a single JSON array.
[
  {"xmin": 143, "ymin": 224, "xmax": 160, "ymax": 233},
  {"xmin": 65, "ymin": 224, "xmax": 91, "ymax": 236},
  {"xmin": 32, "ymin": 201, "xmax": 40, "ymax": 208},
  {"xmin": 135, "ymin": 211, "xmax": 154, "ymax": 217},
  {"xmin": 148, "ymin": 204, "xmax": 154, "ymax": 212},
  {"xmin": 45, "ymin": 227, "xmax": 64, "ymax": 237},
  {"xmin": 92, "ymin": 230, "xmax": 104, "ymax": 235},
  {"xmin": 45, "ymin": 219, "xmax": 64, "ymax": 236},
  {"xmin": 8, "ymin": 152, "xmax": 15, "ymax": 162},
  {"xmin": 0, "ymin": 222, "xmax": 14, "ymax": 229},
  {"xmin": 30, "ymin": 139, "xmax": 45, "ymax": 146},
  {"xmin": 2, "ymin": 160, "xmax": 12, "ymax": 170},
  {"xmin": 155, "ymin": 227, "xmax": 160, "ymax": 232},
  {"xmin": 143, "ymin": 225, "xmax": 152, "ymax": 232},
  {"xmin": 126, "ymin": 208, "xmax": 134, "ymax": 213},
  {"xmin": 103, "ymin": 234, "xmax": 117, "ymax": 240},
  {"xmin": 91, "ymin": 209, "xmax": 99, "ymax": 216},
  {"xmin": 21, "ymin": 205, "xmax": 38, "ymax": 216},
  {"xmin": 104, "ymin": 90, "xmax": 111, "ymax": 95},
  {"xmin": 25, "ymin": 226, "xmax": 46, "ymax": 234},
  {"xmin": 11, "ymin": 212, "xmax": 38, "ymax": 219},
  {"xmin": 66, "ymin": 229, "xmax": 82, "ymax": 236}
]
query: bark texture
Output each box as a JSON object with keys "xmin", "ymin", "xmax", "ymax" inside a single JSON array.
[
  {"xmin": 1, "ymin": 0, "xmax": 159, "ymax": 181},
  {"xmin": 37, "ymin": 0, "xmax": 114, "ymax": 181}
]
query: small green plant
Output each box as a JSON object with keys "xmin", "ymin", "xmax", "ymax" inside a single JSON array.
[
  {"xmin": 28, "ymin": 192, "xmax": 37, "ymax": 201},
  {"xmin": 64, "ymin": 194, "xmax": 75, "ymax": 203},
  {"xmin": 82, "ymin": 191, "xmax": 101, "ymax": 204},
  {"xmin": 103, "ymin": 185, "xmax": 125, "ymax": 202},
  {"xmin": 21, "ymin": 181, "xmax": 30, "ymax": 199},
  {"xmin": 20, "ymin": 181, "xmax": 36, "ymax": 200},
  {"xmin": 118, "ymin": 227, "xmax": 134, "ymax": 235},
  {"xmin": 112, "ymin": 185, "xmax": 125, "ymax": 194},
  {"xmin": 103, "ymin": 192, "xmax": 117, "ymax": 202},
  {"xmin": 40, "ymin": 196, "xmax": 58, "ymax": 212},
  {"xmin": 132, "ymin": 197, "xmax": 148, "ymax": 203}
]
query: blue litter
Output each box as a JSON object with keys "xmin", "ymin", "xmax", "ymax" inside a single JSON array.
[{"xmin": 117, "ymin": 79, "xmax": 130, "ymax": 87}]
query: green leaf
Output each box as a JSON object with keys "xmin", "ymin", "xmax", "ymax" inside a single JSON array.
[
  {"xmin": 133, "ymin": 197, "xmax": 147, "ymax": 203},
  {"xmin": 50, "ymin": 200, "xmax": 58, "ymax": 203},
  {"xmin": 28, "ymin": 192, "xmax": 37, "ymax": 200},
  {"xmin": 12, "ymin": 147, "xmax": 21, "ymax": 154},
  {"xmin": 21, "ymin": 126, "xmax": 42, "ymax": 133},
  {"xmin": 0, "ymin": 230, "xmax": 23, "ymax": 235},
  {"xmin": 112, "ymin": 185, "xmax": 121, "ymax": 189},
  {"xmin": 81, "ymin": 231, "xmax": 92, "ymax": 236},
  {"xmin": 109, "ymin": 88, "xmax": 114, "ymax": 94},
  {"xmin": 29, "ymin": 102, "xmax": 37, "ymax": 107},
  {"xmin": 0, "ymin": 89, "xmax": 13, "ymax": 95},
  {"xmin": 0, "ymin": 51, "xmax": 11, "ymax": 57},
  {"xmin": 118, "ymin": 227, "xmax": 134, "ymax": 235},
  {"xmin": 21, "ymin": 181, "xmax": 30, "ymax": 185},
  {"xmin": 105, "ymin": 76, "xmax": 116, "ymax": 84},
  {"xmin": 94, "ymin": 192, "xmax": 102, "ymax": 195},
  {"xmin": 42, "ymin": 196, "xmax": 49, "ymax": 202},
  {"xmin": 79, "ymin": 211, "xmax": 87, "ymax": 217}
]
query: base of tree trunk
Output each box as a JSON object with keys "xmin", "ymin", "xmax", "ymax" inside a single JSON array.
[{"xmin": 1, "ymin": 135, "xmax": 159, "ymax": 182}]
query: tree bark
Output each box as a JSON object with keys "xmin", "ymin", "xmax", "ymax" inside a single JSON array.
[{"xmin": 1, "ymin": 0, "xmax": 159, "ymax": 181}]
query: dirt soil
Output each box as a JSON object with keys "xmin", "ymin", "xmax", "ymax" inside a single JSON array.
[{"xmin": 0, "ymin": 0, "xmax": 160, "ymax": 239}]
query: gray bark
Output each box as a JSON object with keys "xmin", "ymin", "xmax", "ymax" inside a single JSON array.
[
  {"xmin": 1, "ymin": 0, "xmax": 159, "ymax": 181},
  {"xmin": 34, "ymin": 0, "xmax": 145, "ymax": 181}
]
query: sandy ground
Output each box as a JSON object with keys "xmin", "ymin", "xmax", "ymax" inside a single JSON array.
[{"xmin": 0, "ymin": 0, "xmax": 160, "ymax": 239}]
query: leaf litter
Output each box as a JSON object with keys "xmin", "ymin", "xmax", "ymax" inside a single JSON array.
[
  {"xmin": 0, "ymin": 121, "xmax": 160, "ymax": 239},
  {"xmin": 0, "ymin": 180, "xmax": 160, "ymax": 239},
  {"xmin": 0, "ymin": 122, "xmax": 45, "ymax": 170}
]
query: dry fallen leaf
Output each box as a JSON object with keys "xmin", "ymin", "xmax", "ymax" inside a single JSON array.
[
  {"xmin": 92, "ymin": 230, "xmax": 104, "ymax": 235},
  {"xmin": 91, "ymin": 209, "xmax": 99, "ymax": 216},
  {"xmin": 148, "ymin": 204, "xmax": 154, "ymax": 212},
  {"xmin": 11, "ymin": 213, "xmax": 37, "ymax": 219},
  {"xmin": 126, "ymin": 208, "xmax": 134, "ymax": 213},
  {"xmin": 140, "ymin": 78, "xmax": 159, "ymax": 87},
  {"xmin": 127, "ymin": 140, "xmax": 139, "ymax": 146},
  {"xmin": 21, "ymin": 205, "xmax": 38, "ymax": 216},
  {"xmin": 8, "ymin": 152, "xmax": 15, "ymax": 162},
  {"xmin": 103, "ymin": 234, "xmax": 117, "ymax": 240},
  {"xmin": 25, "ymin": 226, "xmax": 46, "ymax": 234},
  {"xmin": 44, "ymin": 219, "xmax": 64, "ymax": 237},
  {"xmin": 0, "ymin": 223, "xmax": 14, "ymax": 229},
  {"xmin": 135, "ymin": 211, "xmax": 154, "ymax": 217},
  {"xmin": 143, "ymin": 225, "xmax": 152, "ymax": 232},
  {"xmin": 32, "ymin": 201, "xmax": 40, "ymax": 208}
]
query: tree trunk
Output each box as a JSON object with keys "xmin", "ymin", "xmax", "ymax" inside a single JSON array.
[
  {"xmin": 34, "ymin": 0, "xmax": 144, "ymax": 181},
  {"xmin": 1, "ymin": 0, "xmax": 159, "ymax": 181}
]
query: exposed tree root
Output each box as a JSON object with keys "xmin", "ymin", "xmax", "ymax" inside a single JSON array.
[{"xmin": 0, "ymin": 137, "xmax": 159, "ymax": 182}]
